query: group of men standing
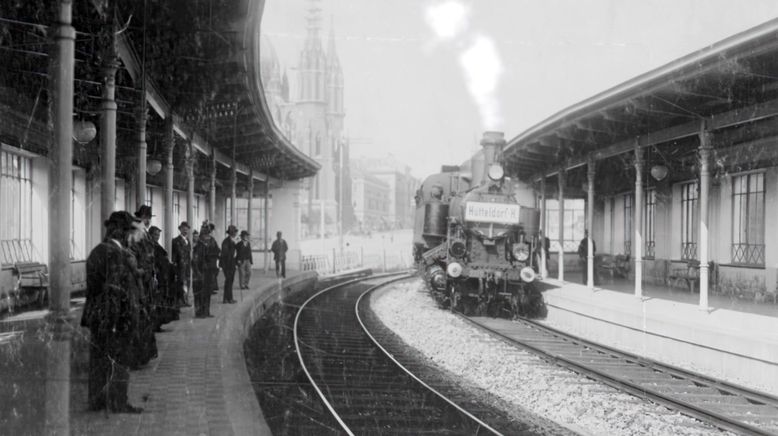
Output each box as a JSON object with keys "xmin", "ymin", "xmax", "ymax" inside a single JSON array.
[{"xmin": 81, "ymin": 205, "xmax": 259, "ymax": 414}]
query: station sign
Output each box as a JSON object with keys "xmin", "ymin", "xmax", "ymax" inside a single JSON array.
[{"xmin": 464, "ymin": 201, "xmax": 520, "ymax": 225}]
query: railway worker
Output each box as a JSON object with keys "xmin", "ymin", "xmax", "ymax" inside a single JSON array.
[
  {"xmin": 172, "ymin": 221, "xmax": 192, "ymax": 307},
  {"xmin": 271, "ymin": 231, "xmax": 288, "ymax": 278},
  {"xmin": 81, "ymin": 211, "xmax": 143, "ymax": 414},
  {"xmin": 220, "ymin": 225, "xmax": 239, "ymax": 304},
  {"xmin": 577, "ymin": 229, "xmax": 597, "ymax": 285},
  {"xmin": 192, "ymin": 222, "xmax": 220, "ymax": 317},
  {"xmin": 149, "ymin": 226, "xmax": 178, "ymax": 327},
  {"xmin": 236, "ymin": 230, "xmax": 254, "ymax": 290},
  {"xmin": 128, "ymin": 205, "xmax": 158, "ymax": 367}
]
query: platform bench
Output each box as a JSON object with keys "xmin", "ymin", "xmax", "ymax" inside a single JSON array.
[
  {"xmin": 12, "ymin": 262, "xmax": 49, "ymax": 307},
  {"xmin": 597, "ymin": 254, "xmax": 630, "ymax": 279},
  {"xmin": 668, "ymin": 260, "xmax": 716, "ymax": 294}
]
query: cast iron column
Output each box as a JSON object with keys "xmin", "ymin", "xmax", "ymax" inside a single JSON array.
[
  {"xmin": 698, "ymin": 123, "xmax": 712, "ymax": 311},
  {"xmin": 264, "ymin": 181, "xmax": 270, "ymax": 273},
  {"xmin": 539, "ymin": 175, "xmax": 547, "ymax": 279},
  {"xmin": 230, "ymin": 151, "xmax": 237, "ymax": 226},
  {"xmin": 136, "ymin": 103, "xmax": 147, "ymax": 208},
  {"xmin": 210, "ymin": 150, "xmax": 216, "ymax": 223},
  {"xmin": 634, "ymin": 141, "xmax": 644, "ymax": 298},
  {"xmin": 558, "ymin": 167, "xmax": 565, "ymax": 282},
  {"xmin": 247, "ymin": 170, "xmax": 254, "ymax": 239},
  {"xmin": 587, "ymin": 156, "xmax": 596, "ymax": 289},
  {"xmin": 185, "ymin": 140, "xmax": 195, "ymax": 236},
  {"xmin": 99, "ymin": 16, "xmax": 118, "ymax": 233},
  {"xmin": 47, "ymin": 1, "xmax": 74, "ymax": 433},
  {"xmin": 164, "ymin": 118, "xmax": 175, "ymax": 252}
]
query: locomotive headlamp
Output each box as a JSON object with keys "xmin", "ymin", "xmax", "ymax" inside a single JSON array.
[
  {"xmin": 487, "ymin": 163, "xmax": 504, "ymax": 181},
  {"xmin": 449, "ymin": 240, "xmax": 466, "ymax": 258},
  {"xmin": 520, "ymin": 266, "xmax": 536, "ymax": 282},
  {"xmin": 447, "ymin": 262, "xmax": 463, "ymax": 278},
  {"xmin": 512, "ymin": 243, "xmax": 530, "ymax": 262}
]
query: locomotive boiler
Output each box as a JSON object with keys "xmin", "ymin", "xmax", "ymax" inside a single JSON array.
[{"xmin": 413, "ymin": 131, "xmax": 546, "ymax": 318}]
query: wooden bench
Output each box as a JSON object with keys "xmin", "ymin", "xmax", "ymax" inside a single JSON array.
[
  {"xmin": 668, "ymin": 260, "xmax": 716, "ymax": 293},
  {"xmin": 597, "ymin": 254, "xmax": 630, "ymax": 279},
  {"xmin": 11, "ymin": 262, "xmax": 49, "ymax": 308}
]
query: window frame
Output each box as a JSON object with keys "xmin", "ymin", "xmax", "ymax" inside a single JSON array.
[
  {"xmin": 680, "ymin": 181, "xmax": 698, "ymax": 261},
  {"xmin": 731, "ymin": 171, "xmax": 765, "ymax": 266}
]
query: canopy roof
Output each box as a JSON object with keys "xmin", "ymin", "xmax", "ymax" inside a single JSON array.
[{"xmin": 504, "ymin": 18, "xmax": 778, "ymax": 185}]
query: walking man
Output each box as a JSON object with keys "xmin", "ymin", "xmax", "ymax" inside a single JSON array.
[
  {"xmin": 82, "ymin": 211, "xmax": 143, "ymax": 413},
  {"xmin": 271, "ymin": 231, "xmax": 288, "ymax": 278},
  {"xmin": 236, "ymin": 230, "xmax": 253, "ymax": 289},
  {"xmin": 220, "ymin": 225, "xmax": 238, "ymax": 304},
  {"xmin": 171, "ymin": 221, "xmax": 191, "ymax": 307}
]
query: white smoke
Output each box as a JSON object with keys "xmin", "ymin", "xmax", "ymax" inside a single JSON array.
[
  {"xmin": 459, "ymin": 35, "xmax": 503, "ymax": 129},
  {"xmin": 424, "ymin": 1, "xmax": 504, "ymax": 130}
]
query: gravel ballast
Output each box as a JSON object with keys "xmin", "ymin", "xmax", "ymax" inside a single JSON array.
[{"xmin": 370, "ymin": 279, "xmax": 731, "ymax": 436}]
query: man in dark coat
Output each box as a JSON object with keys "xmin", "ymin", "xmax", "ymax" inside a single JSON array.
[
  {"xmin": 577, "ymin": 229, "xmax": 597, "ymax": 285},
  {"xmin": 192, "ymin": 222, "xmax": 220, "ymax": 317},
  {"xmin": 149, "ymin": 226, "xmax": 178, "ymax": 327},
  {"xmin": 271, "ymin": 231, "xmax": 288, "ymax": 278},
  {"xmin": 220, "ymin": 225, "xmax": 238, "ymax": 304},
  {"xmin": 236, "ymin": 230, "xmax": 253, "ymax": 289},
  {"xmin": 171, "ymin": 221, "xmax": 191, "ymax": 307},
  {"xmin": 81, "ymin": 211, "xmax": 143, "ymax": 413},
  {"xmin": 128, "ymin": 205, "xmax": 158, "ymax": 366}
]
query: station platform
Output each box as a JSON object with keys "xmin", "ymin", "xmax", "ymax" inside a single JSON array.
[
  {"xmin": 538, "ymin": 273, "xmax": 778, "ymax": 395},
  {"xmin": 0, "ymin": 269, "xmax": 318, "ymax": 436}
]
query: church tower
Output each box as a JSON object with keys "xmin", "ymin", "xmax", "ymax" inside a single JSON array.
[{"xmin": 295, "ymin": 0, "xmax": 337, "ymax": 236}]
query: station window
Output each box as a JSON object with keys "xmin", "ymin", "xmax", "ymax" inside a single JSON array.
[
  {"xmin": 731, "ymin": 173, "xmax": 765, "ymax": 265},
  {"xmin": 643, "ymin": 188, "xmax": 656, "ymax": 259},
  {"xmin": 0, "ymin": 150, "xmax": 34, "ymax": 264},
  {"xmin": 680, "ymin": 182, "xmax": 698, "ymax": 260},
  {"xmin": 145, "ymin": 187, "xmax": 153, "ymax": 208},
  {"xmin": 545, "ymin": 199, "xmax": 585, "ymax": 252}
]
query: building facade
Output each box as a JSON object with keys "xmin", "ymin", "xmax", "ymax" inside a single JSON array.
[
  {"xmin": 261, "ymin": 5, "xmax": 349, "ymax": 238},
  {"xmin": 352, "ymin": 156, "xmax": 420, "ymax": 229},
  {"xmin": 351, "ymin": 168, "xmax": 391, "ymax": 232}
]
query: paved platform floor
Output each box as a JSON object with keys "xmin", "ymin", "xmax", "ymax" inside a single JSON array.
[
  {"xmin": 553, "ymin": 270, "xmax": 778, "ymax": 318},
  {"xmin": 0, "ymin": 269, "xmax": 295, "ymax": 436}
]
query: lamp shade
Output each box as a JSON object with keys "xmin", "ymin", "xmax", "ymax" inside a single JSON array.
[
  {"xmin": 73, "ymin": 119, "xmax": 97, "ymax": 144},
  {"xmin": 147, "ymin": 158, "xmax": 162, "ymax": 176},
  {"xmin": 650, "ymin": 165, "xmax": 668, "ymax": 181}
]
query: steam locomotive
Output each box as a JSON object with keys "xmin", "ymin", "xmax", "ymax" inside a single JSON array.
[{"xmin": 413, "ymin": 131, "xmax": 546, "ymax": 318}]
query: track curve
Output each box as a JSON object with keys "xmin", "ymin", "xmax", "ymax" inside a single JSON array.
[{"xmin": 294, "ymin": 275, "xmax": 500, "ymax": 435}]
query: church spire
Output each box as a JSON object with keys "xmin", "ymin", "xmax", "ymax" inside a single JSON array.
[
  {"xmin": 326, "ymin": 16, "xmax": 344, "ymax": 115},
  {"xmin": 298, "ymin": 0, "xmax": 326, "ymax": 102}
]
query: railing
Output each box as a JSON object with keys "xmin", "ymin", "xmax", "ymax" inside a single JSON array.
[
  {"xmin": 300, "ymin": 250, "xmax": 364, "ymax": 275},
  {"xmin": 681, "ymin": 242, "xmax": 698, "ymax": 261},
  {"xmin": 731, "ymin": 243, "xmax": 765, "ymax": 266}
]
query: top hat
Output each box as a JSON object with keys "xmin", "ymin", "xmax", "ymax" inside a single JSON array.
[
  {"xmin": 226, "ymin": 224, "xmax": 238, "ymax": 234},
  {"xmin": 134, "ymin": 205, "xmax": 154, "ymax": 218},
  {"xmin": 178, "ymin": 221, "xmax": 190, "ymax": 229},
  {"xmin": 104, "ymin": 211, "xmax": 140, "ymax": 229}
]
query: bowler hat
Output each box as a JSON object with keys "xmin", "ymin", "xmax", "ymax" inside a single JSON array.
[
  {"xmin": 134, "ymin": 205, "xmax": 154, "ymax": 218},
  {"xmin": 178, "ymin": 221, "xmax": 190, "ymax": 229},
  {"xmin": 226, "ymin": 224, "xmax": 238, "ymax": 234},
  {"xmin": 240, "ymin": 230, "xmax": 249, "ymax": 237},
  {"xmin": 104, "ymin": 211, "xmax": 140, "ymax": 229}
]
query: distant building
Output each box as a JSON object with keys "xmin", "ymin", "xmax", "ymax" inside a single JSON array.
[
  {"xmin": 351, "ymin": 168, "xmax": 391, "ymax": 232},
  {"xmin": 352, "ymin": 156, "xmax": 420, "ymax": 229},
  {"xmin": 260, "ymin": 4, "xmax": 352, "ymax": 237}
]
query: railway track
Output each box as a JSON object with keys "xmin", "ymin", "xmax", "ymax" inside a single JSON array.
[
  {"xmin": 462, "ymin": 315, "xmax": 778, "ymax": 436},
  {"xmin": 294, "ymin": 274, "xmax": 535, "ymax": 435}
]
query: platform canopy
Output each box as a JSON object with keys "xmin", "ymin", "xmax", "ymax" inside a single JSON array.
[
  {"xmin": 504, "ymin": 18, "xmax": 778, "ymax": 191},
  {"xmin": 0, "ymin": 0, "xmax": 319, "ymax": 183}
]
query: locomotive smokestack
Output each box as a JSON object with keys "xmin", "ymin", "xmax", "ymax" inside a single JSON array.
[{"xmin": 480, "ymin": 131, "xmax": 506, "ymax": 184}]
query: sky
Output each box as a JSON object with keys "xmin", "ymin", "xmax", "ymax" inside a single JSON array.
[{"xmin": 261, "ymin": 0, "xmax": 778, "ymax": 178}]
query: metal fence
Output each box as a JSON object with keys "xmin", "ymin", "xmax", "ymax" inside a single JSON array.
[{"xmin": 300, "ymin": 247, "xmax": 414, "ymax": 276}]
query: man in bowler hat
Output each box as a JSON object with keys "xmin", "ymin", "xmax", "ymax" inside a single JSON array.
[
  {"xmin": 236, "ymin": 230, "xmax": 253, "ymax": 289},
  {"xmin": 171, "ymin": 221, "xmax": 192, "ymax": 307},
  {"xmin": 220, "ymin": 225, "xmax": 238, "ymax": 304},
  {"xmin": 271, "ymin": 231, "xmax": 288, "ymax": 278},
  {"xmin": 82, "ymin": 211, "xmax": 143, "ymax": 413}
]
